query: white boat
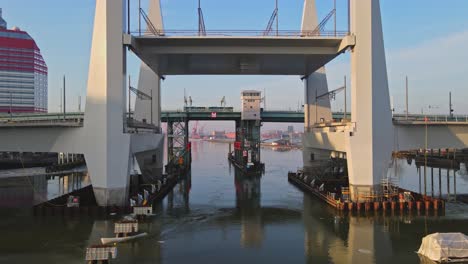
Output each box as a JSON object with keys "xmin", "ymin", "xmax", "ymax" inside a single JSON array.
[
  {"xmin": 101, "ymin": 232, "xmax": 148, "ymax": 245},
  {"xmin": 417, "ymin": 233, "xmax": 468, "ymax": 262}
]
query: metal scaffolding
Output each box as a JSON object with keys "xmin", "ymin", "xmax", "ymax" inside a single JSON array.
[{"xmin": 167, "ymin": 117, "xmax": 190, "ymax": 172}]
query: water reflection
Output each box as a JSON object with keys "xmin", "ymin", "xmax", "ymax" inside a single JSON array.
[
  {"xmin": 389, "ymin": 159, "xmax": 468, "ymax": 201},
  {"xmin": 3, "ymin": 141, "xmax": 468, "ymax": 263},
  {"xmin": 235, "ymin": 169, "xmax": 262, "ymax": 248},
  {"xmin": 0, "ymin": 172, "xmax": 89, "ymax": 207}
]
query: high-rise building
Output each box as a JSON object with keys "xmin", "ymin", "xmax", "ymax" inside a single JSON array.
[{"xmin": 0, "ymin": 8, "xmax": 48, "ymax": 113}]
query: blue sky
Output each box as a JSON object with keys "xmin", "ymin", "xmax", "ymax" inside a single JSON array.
[{"xmin": 1, "ymin": 0, "xmax": 468, "ymax": 127}]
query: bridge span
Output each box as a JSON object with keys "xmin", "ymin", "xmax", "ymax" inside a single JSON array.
[{"xmin": 0, "ymin": 0, "xmax": 467, "ymax": 205}]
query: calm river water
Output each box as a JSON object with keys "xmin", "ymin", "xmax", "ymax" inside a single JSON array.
[{"xmin": 1, "ymin": 141, "xmax": 468, "ymax": 263}]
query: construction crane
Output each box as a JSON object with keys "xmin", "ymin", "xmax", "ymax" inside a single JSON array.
[
  {"xmin": 220, "ymin": 96, "xmax": 226, "ymax": 107},
  {"xmin": 189, "ymin": 96, "xmax": 193, "ymax": 107}
]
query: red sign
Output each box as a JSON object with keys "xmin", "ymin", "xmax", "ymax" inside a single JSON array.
[
  {"xmin": 211, "ymin": 112, "xmax": 217, "ymax": 118},
  {"xmin": 186, "ymin": 142, "xmax": 192, "ymax": 150},
  {"xmin": 234, "ymin": 141, "xmax": 241, "ymax": 150}
]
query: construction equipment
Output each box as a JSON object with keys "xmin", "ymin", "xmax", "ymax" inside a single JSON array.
[{"xmin": 220, "ymin": 96, "xmax": 226, "ymax": 107}]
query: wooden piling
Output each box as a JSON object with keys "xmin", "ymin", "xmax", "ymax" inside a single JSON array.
[
  {"xmin": 399, "ymin": 202, "xmax": 405, "ymax": 211},
  {"xmin": 373, "ymin": 202, "xmax": 380, "ymax": 211},
  {"xmin": 382, "ymin": 201, "xmax": 389, "ymax": 212},
  {"xmin": 425, "ymin": 200, "xmax": 431, "ymax": 211},
  {"xmin": 365, "ymin": 202, "xmax": 371, "ymax": 212},
  {"xmin": 357, "ymin": 202, "xmax": 363, "ymax": 212},
  {"xmin": 416, "ymin": 201, "xmax": 422, "ymax": 212}
]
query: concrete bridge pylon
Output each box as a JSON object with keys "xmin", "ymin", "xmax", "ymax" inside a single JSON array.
[
  {"xmin": 83, "ymin": 0, "xmax": 131, "ymax": 206},
  {"xmin": 345, "ymin": 0, "xmax": 394, "ymax": 200},
  {"xmin": 301, "ymin": 0, "xmax": 332, "ymax": 129}
]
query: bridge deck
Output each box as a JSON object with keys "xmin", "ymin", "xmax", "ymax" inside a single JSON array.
[
  {"xmin": 161, "ymin": 111, "xmax": 305, "ymax": 123},
  {"xmin": 1, "ymin": 112, "xmax": 467, "ymax": 128},
  {"xmin": 126, "ymin": 34, "xmax": 355, "ymax": 75}
]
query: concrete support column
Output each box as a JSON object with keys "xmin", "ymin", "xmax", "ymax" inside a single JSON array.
[
  {"xmin": 135, "ymin": 0, "xmax": 163, "ymax": 127},
  {"xmin": 302, "ymin": 0, "xmax": 332, "ymax": 130},
  {"xmin": 304, "ymin": 72, "xmax": 332, "ymax": 129},
  {"xmin": 301, "ymin": 0, "xmax": 333, "ymax": 169},
  {"xmin": 346, "ymin": 0, "xmax": 393, "ymax": 201},
  {"xmin": 83, "ymin": 0, "xmax": 131, "ymax": 206}
]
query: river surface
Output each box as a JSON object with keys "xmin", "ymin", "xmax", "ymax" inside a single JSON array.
[{"xmin": 1, "ymin": 140, "xmax": 468, "ymax": 263}]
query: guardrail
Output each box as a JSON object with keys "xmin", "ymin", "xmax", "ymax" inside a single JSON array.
[
  {"xmin": 125, "ymin": 118, "xmax": 161, "ymax": 134},
  {"xmin": 393, "ymin": 114, "xmax": 468, "ymax": 123},
  {"xmin": 131, "ymin": 29, "xmax": 350, "ymax": 38},
  {"xmin": 0, "ymin": 113, "xmax": 84, "ymax": 126}
]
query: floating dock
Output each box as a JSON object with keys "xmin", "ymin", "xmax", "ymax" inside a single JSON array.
[{"xmin": 288, "ymin": 171, "xmax": 445, "ymax": 214}]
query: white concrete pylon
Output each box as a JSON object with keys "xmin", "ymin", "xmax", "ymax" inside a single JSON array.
[
  {"xmin": 301, "ymin": 0, "xmax": 319, "ymax": 33},
  {"xmin": 135, "ymin": 0, "xmax": 163, "ymax": 127},
  {"xmin": 301, "ymin": 0, "xmax": 332, "ymax": 130},
  {"xmin": 84, "ymin": 0, "xmax": 131, "ymax": 206},
  {"xmin": 346, "ymin": 0, "xmax": 393, "ymax": 200}
]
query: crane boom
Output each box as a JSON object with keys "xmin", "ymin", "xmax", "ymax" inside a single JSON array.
[{"xmin": 129, "ymin": 86, "xmax": 151, "ymax": 100}]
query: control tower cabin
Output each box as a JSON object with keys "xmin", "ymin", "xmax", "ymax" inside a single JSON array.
[{"xmin": 241, "ymin": 90, "xmax": 262, "ymax": 120}]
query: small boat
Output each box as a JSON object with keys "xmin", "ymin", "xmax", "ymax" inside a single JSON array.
[
  {"xmin": 417, "ymin": 233, "xmax": 468, "ymax": 262},
  {"xmin": 101, "ymin": 232, "xmax": 148, "ymax": 245}
]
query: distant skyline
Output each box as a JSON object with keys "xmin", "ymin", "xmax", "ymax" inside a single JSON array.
[{"xmin": 1, "ymin": 0, "xmax": 468, "ymax": 120}]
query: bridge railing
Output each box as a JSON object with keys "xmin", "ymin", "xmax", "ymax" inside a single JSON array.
[
  {"xmin": 393, "ymin": 114, "xmax": 468, "ymax": 123},
  {"xmin": 125, "ymin": 117, "xmax": 162, "ymax": 134},
  {"xmin": 131, "ymin": 29, "xmax": 350, "ymax": 38},
  {"xmin": 0, "ymin": 112, "xmax": 84, "ymax": 125}
]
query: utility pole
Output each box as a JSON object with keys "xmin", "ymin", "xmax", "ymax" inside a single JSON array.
[
  {"xmin": 198, "ymin": 0, "xmax": 202, "ymax": 36},
  {"xmin": 138, "ymin": 0, "xmax": 141, "ymax": 36},
  {"xmin": 344, "ymin": 76, "xmax": 347, "ymax": 121},
  {"xmin": 59, "ymin": 86, "xmax": 62, "ymax": 113},
  {"xmin": 275, "ymin": 0, "xmax": 279, "ymax": 36},
  {"xmin": 63, "ymin": 75, "xmax": 66, "ymax": 120},
  {"xmin": 128, "ymin": 75, "xmax": 131, "ymax": 120},
  {"xmin": 78, "ymin": 95, "xmax": 81, "ymax": 112},
  {"xmin": 334, "ymin": 0, "xmax": 337, "ymax": 37},
  {"xmin": 315, "ymin": 88, "xmax": 318, "ymax": 125},
  {"xmin": 449, "ymin": 91, "xmax": 453, "ymax": 118},
  {"xmin": 424, "ymin": 116, "xmax": 428, "ymax": 197},
  {"xmin": 150, "ymin": 89, "xmax": 153, "ymax": 125},
  {"xmin": 406, "ymin": 76, "xmax": 409, "ymax": 120}
]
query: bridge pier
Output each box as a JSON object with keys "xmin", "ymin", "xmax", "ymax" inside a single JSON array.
[
  {"xmin": 345, "ymin": 0, "xmax": 393, "ymax": 201},
  {"xmin": 83, "ymin": 0, "xmax": 131, "ymax": 206},
  {"xmin": 301, "ymin": 0, "xmax": 333, "ymax": 173}
]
